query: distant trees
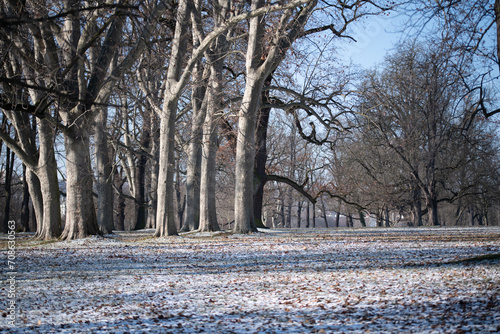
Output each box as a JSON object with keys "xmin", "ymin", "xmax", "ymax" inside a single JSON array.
[
  {"xmin": 344, "ymin": 41, "xmax": 500, "ymax": 226},
  {"xmin": 2, "ymin": 0, "xmax": 498, "ymax": 240},
  {"xmin": 409, "ymin": 0, "xmax": 500, "ymax": 118}
]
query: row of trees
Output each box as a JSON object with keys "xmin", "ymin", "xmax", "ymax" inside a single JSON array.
[{"xmin": 1, "ymin": 0, "xmax": 499, "ymax": 238}]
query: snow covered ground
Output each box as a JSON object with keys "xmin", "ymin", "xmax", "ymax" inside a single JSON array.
[{"xmin": 1, "ymin": 227, "xmax": 500, "ymax": 333}]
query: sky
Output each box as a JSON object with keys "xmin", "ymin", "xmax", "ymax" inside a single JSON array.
[{"xmin": 339, "ymin": 13, "xmax": 405, "ymax": 69}]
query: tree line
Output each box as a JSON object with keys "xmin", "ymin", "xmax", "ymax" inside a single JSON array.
[{"xmin": 0, "ymin": 0, "xmax": 499, "ymax": 239}]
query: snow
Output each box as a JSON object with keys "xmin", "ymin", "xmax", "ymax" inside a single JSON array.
[{"xmin": 2, "ymin": 227, "xmax": 500, "ymax": 333}]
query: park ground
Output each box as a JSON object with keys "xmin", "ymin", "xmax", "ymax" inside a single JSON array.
[{"xmin": 1, "ymin": 227, "xmax": 500, "ymax": 333}]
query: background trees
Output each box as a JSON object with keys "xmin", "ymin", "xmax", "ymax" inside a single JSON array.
[{"xmin": 1, "ymin": 0, "xmax": 499, "ymax": 238}]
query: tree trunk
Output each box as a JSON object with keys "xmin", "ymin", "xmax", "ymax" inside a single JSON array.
[
  {"xmin": 35, "ymin": 119, "xmax": 61, "ymax": 240},
  {"xmin": 296, "ymin": 200, "xmax": 302, "ymax": 228},
  {"xmin": 155, "ymin": 101, "xmax": 179, "ymax": 237},
  {"xmin": 1, "ymin": 147, "xmax": 14, "ymax": 233},
  {"xmin": 115, "ymin": 169, "xmax": 126, "ymax": 231},
  {"xmin": 359, "ymin": 210, "xmax": 366, "ymax": 227},
  {"xmin": 427, "ymin": 196, "xmax": 440, "ymax": 226},
  {"xmin": 321, "ymin": 198, "xmax": 328, "ymax": 228},
  {"xmin": 253, "ymin": 74, "xmax": 273, "ymax": 229},
  {"xmin": 234, "ymin": 77, "xmax": 263, "ymax": 233},
  {"xmin": 20, "ymin": 165, "xmax": 30, "ymax": 231},
  {"xmin": 198, "ymin": 70, "xmax": 223, "ymax": 232},
  {"xmin": 134, "ymin": 128, "xmax": 150, "ymax": 231},
  {"xmin": 306, "ymin": 202, "xmax": 310, "ymax": 228},
  {"xmin": 411, "ymin": 187, "xmax": 423, "ymax": 227},
  {"xmin": 198, "ymin": 113, "xmax": 220, "ymax": 231},
  {"xmin": 25, "ymin": 169, "xmax": 42, "ymax": 233},
  {"xmin": 384, "ymin": 207, "xmax": 390, "ymax": 227},
  {"xmin": 147, "ymin": 143, "xmax": 159, "ymax": 229},
  {"xmin": 312, "ymin": 202, "xmax": 316, "ymax": 228},
  {"xmin": 61, "ymin": 123, "xmax": 99, "ymax": 240},
  {"xmin": 95, "ymin": 107, "xmax": 114, "ymax": 234},
  {"xmin": 181, "ymin": 60, "xmax": 206, "ymax": 232},
  {"xmin": 155, "ymin": 0, "xmax": 191, "ymax": 237}
]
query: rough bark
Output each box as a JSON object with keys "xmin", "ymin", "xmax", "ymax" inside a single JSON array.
[
  {"xmin": 180, "ymin": 69, "xmax": 205, "ymax": 232},
  {"xmin": 154, "ymin": 0, "xmax": 192, "ymax": 237},
  {"xmin": 198, "ymin": 73, "xmax": 221, "ymax": 232},
  {"xmin": 234, "ymin": 77, "xmax": 264, "ymax": 233},
  {"xmin": 1, "ymin": 147, "xmax": 14, "ymax": 233},
  {"xmin": 95, "ymin": 107, "xmax": 114, "ymax": 234},
  {"xmin": 20, "ymin": 165, "xmax": 30, "ymax": 231},
  {"xmin": 35, "ymin": 119, "xmax": 61, "ymax": 240},
  {"xmin": 234, "ymin": 0, "xmax": 318, "ymax": 233},
  {"xmin": 61, "ymin": 119, "xmax": 99, "ymax": 240},
  {"xmin": 155, "ymin": 99, "xmax": 180, "ymax": 237}
]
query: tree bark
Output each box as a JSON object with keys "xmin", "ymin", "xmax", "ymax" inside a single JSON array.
[
  {"xmin": 134, "ymin": 127, "xmax": 150, "ymax": 231},
  {"xmin": 1, "ymin": 147, "xmax": 14, "ymax": 233},
  {"xmin": 147, "ymin": 139, "xmax": 159, "ymax": 229},
  {"xmin": 198, "ymin": 76, "xmax": 221, "ymax": 232},
  {"xmin": 61, "ymin": 120, "xmax": 99, "ymax": 240},
  {"xmin": 35, "ymin": 119, "xmax": 61, "ymax": 240},
  {"xmin": 234, "ymin": 77, "xmax": 263, "ymax": 233},
  {"xmin": 181, "ymin": 60, "xmax": 206, "ymax": 232},
  {"xmin": 95, "ymin": 107, "xmax": 114, "ymax": 234},
  {"xmin": 155, "ymin": 0, "xmax": 192, "ymax": 237},
  {"xmin": 20, "ymin": 165, "xmax": 30, "ymax": 231},
  {"xmin": 155, "ymin": 100, "xmax": 181, "ymax": 237}
]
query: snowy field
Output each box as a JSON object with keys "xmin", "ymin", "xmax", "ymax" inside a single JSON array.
[{"xmin": 1, "ymin": 227, "xmax": 500, "ymax": 333}]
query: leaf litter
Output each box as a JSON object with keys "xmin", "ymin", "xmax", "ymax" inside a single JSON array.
[{"xmin": 1, "ymin": 227, "xmax": 500, "ymax": 333}]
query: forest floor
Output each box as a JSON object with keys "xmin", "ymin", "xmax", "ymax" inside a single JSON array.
[{"xmin": 1, "ymin": 227, "xmax": 500, "ymax": 333}]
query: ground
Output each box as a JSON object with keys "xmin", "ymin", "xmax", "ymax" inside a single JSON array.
[{"xmin": 1, "ymin": 227, "xmax": 500, "ymax": 333}]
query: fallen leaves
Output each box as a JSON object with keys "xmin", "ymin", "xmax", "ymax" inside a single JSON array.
[{"xmin": 2, "ymin": 227, "xmax": 500, "ymax": 333}]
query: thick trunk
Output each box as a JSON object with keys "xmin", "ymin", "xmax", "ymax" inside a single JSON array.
[
  {"xmin": 234, "ymin": 79, "xmax": 263, "ymax": 233},
  {"xmin": 154, "ymin": 0, "xmax": 191, "ymax": 237},
  {"xmin": 411, "ymin": 197, "xmax": 423, "ymax": 227},
  {"xmin": 35, "ymin": 120, "xmax": 61, "ymax": 240},
  {"xmin": 181, "ymin": 62, "xmax": 205, "ymax": 232},
  {"xmin": 155, "ymin": 100, "xmax": 179, "ymax": 237},
  {"xmin": 359, "ymin": 210, "xmax": 366, "ymax": 227},
  {"xmin": 427, "ymin": 195, "xmax": 440, "ymax": 226},
  {"xmin": 182, "ymin": 126, "xmax": 203, "ymax": 232},
  {"xmin": 95, "ymin": 108, "xmax": 114, "ymax": 234},
  {"xmin": 25, "ymin": 169, "xmax": 42, "ymax": 233},
  {"xmin": 61, "ymin": 125, "xmax": 99, "ymax": 240},
  {"xmin": 253, "ymin": 74, "xmax": 273, "ymax": 228},
  {"xmin": 384, "ymin": 207, "xmax": 390, "ymax": 227},
  {"xmin": 198, "ymin": 109, "xmax": 220, "ymax": 231},
  {"xmin": 198, "ymin": 72, "xmax": 221, "ymax": 232}
]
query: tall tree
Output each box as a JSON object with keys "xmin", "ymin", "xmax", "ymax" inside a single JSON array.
[{"xmin": 153, "ymin": 0, "xmax": 317, "ymax": 236}]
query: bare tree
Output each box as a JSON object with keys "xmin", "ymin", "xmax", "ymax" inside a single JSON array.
[{"xmin": 356, "ymin": 40, "xmax": 497, "ymax": 226}]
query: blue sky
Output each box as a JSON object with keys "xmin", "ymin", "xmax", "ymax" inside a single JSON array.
[{"xmin": 340, "ymin": 13, "xmax": 404, "ymax": 69}]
